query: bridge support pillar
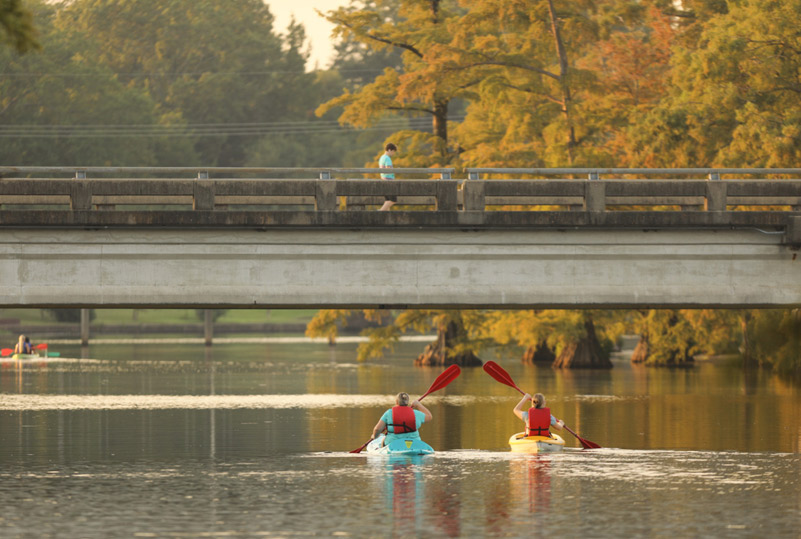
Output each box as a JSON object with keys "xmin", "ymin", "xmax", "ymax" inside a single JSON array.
[
  {"xmin": 204, "ymin": 310, "xmax": 213, "ymax": 346},
  {"xmin": 80, "ymin": 308, "xmax": 90, "ymax": 346},
  {"xmin": 787, "ymin": 216, "xmax": 801, "ymax": 249}
]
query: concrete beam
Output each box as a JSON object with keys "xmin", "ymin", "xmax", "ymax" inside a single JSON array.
[{"xmin": 1, "ymin": 227, "xmax": 799, "ymax": 308}]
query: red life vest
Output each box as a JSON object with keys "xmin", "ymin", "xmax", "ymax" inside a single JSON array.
[
  {"xmin": 389, "ymin": 405, "xmax": 417, "ymax": 434},
  {"xmin": 526, "ymin": 407, "xmax": 551, "ymax": 437}
]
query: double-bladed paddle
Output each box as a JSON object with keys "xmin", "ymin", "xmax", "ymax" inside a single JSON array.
[
  {"xmin": 482, "ymin": 360, "xmax": 601, "ymax": 450},
  {"xmin": 350, "ymin": 364, "xmax": 462, "ymax": 454},
  {"xmin": 1, "ymin": 343, "xmax": 48, "ymax": 357}
]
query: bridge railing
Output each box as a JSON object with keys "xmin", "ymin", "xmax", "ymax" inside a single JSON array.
[{"xmin": 1, "ymin": 166, "xmax": 801, "ymax": 213}]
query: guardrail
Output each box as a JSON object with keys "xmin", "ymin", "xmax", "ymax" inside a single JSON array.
[
  {"xmin": 1, "ymin": 167, "xmax": 800, "ymax": 246},
  {"xmin": 2, "ymin": 166, "xmax": 801, "ymax": 211}
]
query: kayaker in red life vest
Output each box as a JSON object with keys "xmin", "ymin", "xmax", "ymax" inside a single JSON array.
[
  {"xmin": 370, "ymin": 392, "xmax": 433, "ymax": 446},
  {"xmin": 514, "ymin": 393, "xmax": 564, "ymax": 438}
]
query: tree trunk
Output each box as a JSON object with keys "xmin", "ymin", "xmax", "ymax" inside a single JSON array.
[
  {"xmin": 552, "ymin": 316, "xmax": 612, "ymax": 369},
  {"xmin": 522, "ymin": 341, "xmax": 556, "ymax": 364},
  {"xmin": 546, "ymin": 0, "xmax": 577, "ymax": 162},
  {"xmin": 414, "ymin": 319, "xmax": 482, "ymax": 366},
  {"xmin": 630, "ymin": 334, "xmax": 649, "ymax": 364},
  {"xmin": 433, "ymin": 99, "xmax": 449, "ymax": 158},
  {"xmin": 740, "ymin": 310, "xmax": 755, "ymax": 367}
]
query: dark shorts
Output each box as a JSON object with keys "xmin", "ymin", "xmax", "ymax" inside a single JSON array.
[{"xmin": 384, "ymin": 195, "xmax": 397, "ymax": 202}]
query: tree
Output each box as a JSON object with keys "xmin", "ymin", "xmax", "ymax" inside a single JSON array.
[
  {"xmin": 59, "ymin": 0, "xmax": 314, "ymax": 166},
  {"xmin": 0, "ymin": 1, "xmax": 194, "ymax": 165},
  {"xmin": 482, "ymin": 309, "xmax": 622, "ymax": 368},
  {"xmin": 306, "ymin": 309, "xmax": 487, "ymax": 366},
  {"xmin": 630, "ymin": 310, "xmax": 696, "ymax": 366},
  {"xmin": 316, "ymin": 0, "xmax": 468, "ymax": 165},
  {"xmin": 623, "ymin": 0, "xmax": 801, "ymax": 168},
  {"xmin": 1, "ymin": 0, "xmax": 39, "ymax": 53},
  {"xmin": 747, "ymin": 310, "xmax": 801, "ymax": 375}
]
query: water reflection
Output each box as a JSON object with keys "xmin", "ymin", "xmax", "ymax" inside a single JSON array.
[
  {"xmin": 0, "ymin": 337, "xmax": 800, "ymax": 539},
  {"xmin": 1, "ymin": 344, "xmax": 800, "ymax": 455}
]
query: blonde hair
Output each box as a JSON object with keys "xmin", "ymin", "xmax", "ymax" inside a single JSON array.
[
  {"xmin": 396, "ymin": 392, "xmax": 410, "ymax": 406},
  {"xmin": 532, "ymin": 393, "xmax": 546, "ymax": 408}
]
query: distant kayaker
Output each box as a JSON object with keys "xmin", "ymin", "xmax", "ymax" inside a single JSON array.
[
  {"xmin": 514, "ymin": 393, "xmax": 564, "ymax": 438},
  {"xmin": 370, "ymin": 391, "xmax": 432, "ymax": 445},
  {"xmin": 14, "ymin": 334, "xmax": 32, "ymax": 355}
]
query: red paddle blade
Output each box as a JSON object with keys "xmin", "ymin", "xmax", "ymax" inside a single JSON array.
[
  {"xmin": 35, "ymin": 343, "xmax": 48, "ymax": 350},
  {"xmin": 564, "ymin": 425, "xmax": 601, "ymax": 449},
  {"xmin": 1, "ymin": 348, "xmax": 13, "ymax": 357},
  {"xmin": 419, "ymin": 364, "xmax": 461, "ymax": 400},
  {"xmin": 350, "ymin": 439, "xmax": 371, "ymax": 454},
  {"xmin": 482, "ymin": 361, "xmax": 525, "ymax": 395}
]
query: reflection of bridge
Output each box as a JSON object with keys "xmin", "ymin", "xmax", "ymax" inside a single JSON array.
[{"xmin": 1, "ymin": 167, "xmax": 800, "ymax": 308}]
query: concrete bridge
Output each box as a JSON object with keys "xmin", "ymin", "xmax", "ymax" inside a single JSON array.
[{"xmin": 1, "ymin": 166, "xmax": 800, "ymax": 309}]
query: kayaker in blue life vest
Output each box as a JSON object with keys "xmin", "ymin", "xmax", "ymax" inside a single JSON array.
[
  {"xmin": 13, "ymin": 334, "xmax": 32, "ymax": 355},
  {"xmin": 514, "ymin": 393, "xmax": 564, "ymax": 438},
  {"xmin": 370, "ymin": 391, "xmax": 432, "ymax": 445}
]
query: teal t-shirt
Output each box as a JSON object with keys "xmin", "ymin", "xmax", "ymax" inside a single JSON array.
[
  {"xmin": 379, "ymin": 153, "xmax": 394, "ymax": 179},
  {"xmin": 380, "ymin": 407, "xmax": 425, "ymax": 442}
]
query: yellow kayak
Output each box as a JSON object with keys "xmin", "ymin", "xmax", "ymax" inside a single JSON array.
[{"xmin": 508, "ymin": 432, "xmax": 565, "ymax": 454}]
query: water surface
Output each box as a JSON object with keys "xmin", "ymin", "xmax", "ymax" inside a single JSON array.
[{"xmin": 0, "ymin": 343, "xmax": 799, "ymax": 536}]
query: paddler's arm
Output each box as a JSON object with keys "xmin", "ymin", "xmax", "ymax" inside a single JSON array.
[
  {"xmin": 371, "ymin": 419, "xmax": 387, "ymax": 440},
  {"xmin": 513, "ymin": 393, "xmax": 532, "ymax": 420},
  {"xmin": 411, "ymin": 400, "xmax": 432, "ymax": 422},
  {"xmin": 551, "ymin": 416, "xmax": 565, "ymax": 430}
]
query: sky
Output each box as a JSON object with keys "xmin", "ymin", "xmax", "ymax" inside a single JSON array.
[{"xmin": 266, "ymin": 0, "xmax": 351, "ymax": 70}]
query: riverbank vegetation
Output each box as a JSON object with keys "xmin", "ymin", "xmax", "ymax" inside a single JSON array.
[{"xmin": 3, "ymin": 0, "xmax": 800, "ymax": 374}]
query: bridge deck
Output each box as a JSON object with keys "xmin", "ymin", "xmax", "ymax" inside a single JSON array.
[{"xmin": 1, "ymin": 168, "xmax": 800, "ymax": 308}]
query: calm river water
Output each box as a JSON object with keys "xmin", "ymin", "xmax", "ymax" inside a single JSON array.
[{"xmin": 1, "ymin": 342, "xmax": 799, "ymax": 537}]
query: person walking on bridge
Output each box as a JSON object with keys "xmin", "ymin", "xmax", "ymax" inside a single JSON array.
[{"xmin": 378, "ymin": 142, "xmax": 397, "ymax": 211}]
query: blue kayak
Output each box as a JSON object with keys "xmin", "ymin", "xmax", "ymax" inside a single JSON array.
[{"xmin": 365, "ymin": 434, "xmax": 434, "ymax": 455}]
